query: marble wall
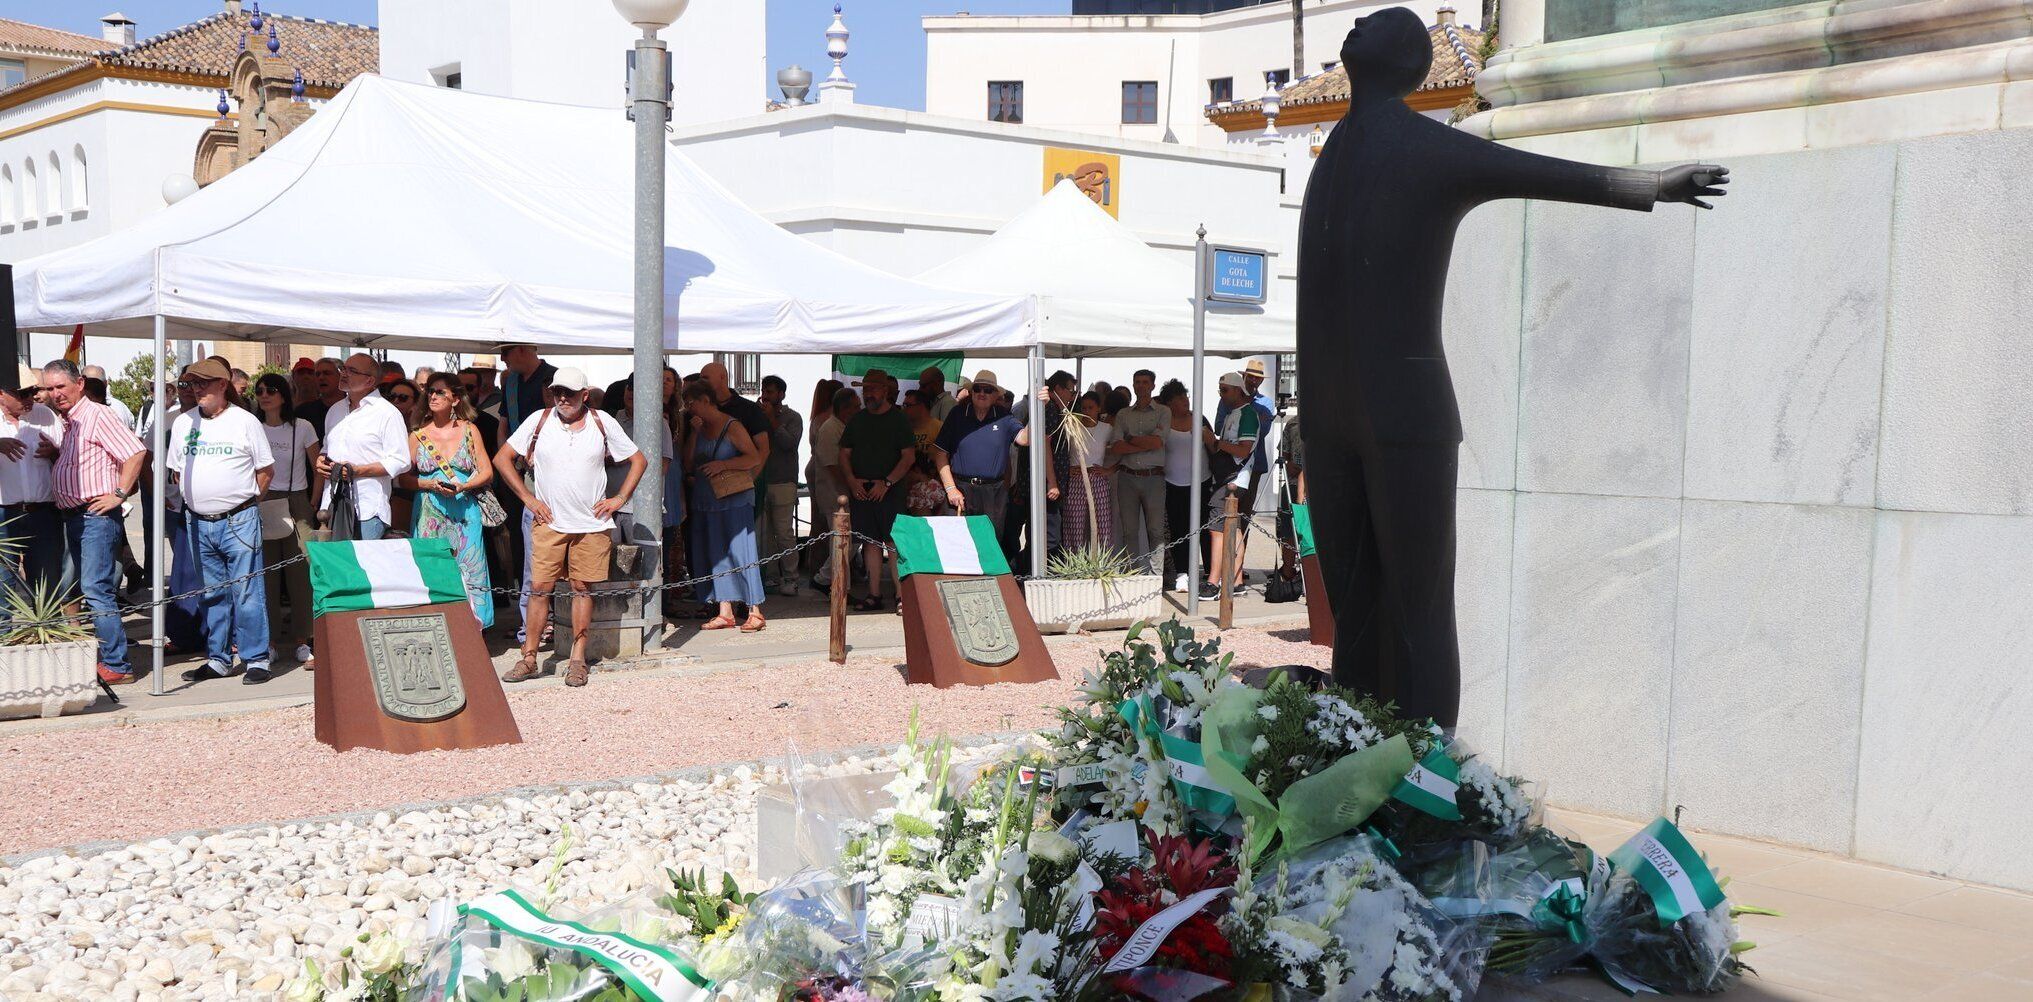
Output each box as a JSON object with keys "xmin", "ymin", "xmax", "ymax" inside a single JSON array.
[{"xmin": 1438, "ymin": 126, "xmax": 2033, "ymax": 891}]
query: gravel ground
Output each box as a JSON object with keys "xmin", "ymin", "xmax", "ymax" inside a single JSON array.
[{"xmin": 0, "ymin": 626, "xmax": 1326, "ymax": 857}]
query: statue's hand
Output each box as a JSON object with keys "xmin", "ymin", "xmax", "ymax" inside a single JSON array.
[{"xmin": 1658, "ymin": 164, "xmax": 1729, "ymax": 209}]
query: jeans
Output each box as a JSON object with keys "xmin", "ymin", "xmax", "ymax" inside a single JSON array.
[
  {"xmin": 1113, "ymin": 472, "xmax": 1168, "ymax": 574},
  {"xmin": 65, "ymin": 511, "xmax": 130, "ymax": 674},
  {"xmin": 192, "ymin": 506, "xmax": 270, "ymax": 669},
  {"xmin": 357, "ymin": 516, "xmax": 387, "ymax": 541}
]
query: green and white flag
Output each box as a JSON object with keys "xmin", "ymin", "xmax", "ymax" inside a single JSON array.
[
  {"xmin": 1391, "ymin": 746, "xmax": 1464, "ymax": 821},
  {"xmin": 308, "ymin": 539, "xmax": 468, "ymax": 618},
  {"xmin": 1608, "ymin": 817, "xmax": 1726, "ymax": 925},
  {"xmin": 832, "ymin": 354, "xmax": 962, "ymax": 395},
  {"xmin": 450, "ymin": 889, "xmax": 712, "ymax": 1001},
  {"xmin": 1292, "ymin": 502, "xmax": 1316, "ymax": 558},
  {"xmin": 892, "ymin": 515, "xmax": 1011, "ymax": 578}
]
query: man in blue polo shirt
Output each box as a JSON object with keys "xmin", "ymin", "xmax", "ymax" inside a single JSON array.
[{"xmin": 933, "ymin": 369, "xmax": 1044, "ymax": 548}]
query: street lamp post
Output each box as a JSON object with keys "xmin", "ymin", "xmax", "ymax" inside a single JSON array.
[{"xmin": 613, "ymin": 0, "xmax": 687, "ymax": 647}]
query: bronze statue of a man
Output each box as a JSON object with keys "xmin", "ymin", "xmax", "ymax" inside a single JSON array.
[{"xmin": 1297, "ymin": 8, "xmax": 1728, "ymax": 728}]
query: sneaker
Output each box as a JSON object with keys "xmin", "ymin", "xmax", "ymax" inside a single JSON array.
[
  {"xmin": 294, "ymin": 643, "xmax": 315, "ymax": 665},
  {"xmin": 181, "ymin": 660, "xmax": 234, "ymax": 683},
  {"xmin": 1197, "ymin": 582, "xmax": 1221, "ymax": 600},
  {"xmin": 1172, "ymin": 573, "xmax": 1189, "ymax": 592},
  {"xmin": 97, "ymin": 664, "xmax": 137, "ymax": 685},
  {"xmin": 242, "ymin": 663, "xmax": 274, "ymax": 685}
]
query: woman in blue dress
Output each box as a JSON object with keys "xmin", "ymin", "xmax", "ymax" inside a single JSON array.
[
  {"xmin": 399, "ymin": 373, "xmax": 495, "ymax": 629},
  {"xmin": 681, "ymin": 381, "xmax": 765, "ymax": 632}
]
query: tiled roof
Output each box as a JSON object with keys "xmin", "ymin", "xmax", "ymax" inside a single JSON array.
[
  {"xmin": 1211, "ymin": 14, "xmax": 1486, "ymax": 117},
  {"xmin": 0, "ymin": 10, "xmax": 377, "ymax": 100},
  {"xmin": 0, "ymin": 18, "xmax": 101, "ymax": 59}
]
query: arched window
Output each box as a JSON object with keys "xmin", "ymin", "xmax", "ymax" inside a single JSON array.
[
  {"xmin": 21, "ymin": 158, "xmax": 37, "ymax": 225},
  {"xmin": 46, "ymin": 152, "xmax": 62, "ymax": 218},
  {"xmin": 0, "ymin": 164, "xmax": 14, "ymax": 226},
  {"xmin": 71, "ymin": 145, "xmax": 88, "ymax": 211}
]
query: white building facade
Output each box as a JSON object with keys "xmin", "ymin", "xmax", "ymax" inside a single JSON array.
[{"xmin": 923, "ymin": 0, "xmax": 1448, "ymax": 147}]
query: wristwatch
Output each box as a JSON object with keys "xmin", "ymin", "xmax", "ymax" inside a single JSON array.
[{"xmin": 113, "ymin": 487, "xmax": 132, "ymax": 500}]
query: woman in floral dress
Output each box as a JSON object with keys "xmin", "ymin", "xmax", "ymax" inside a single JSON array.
[{"xmin": 399, "ymin": 373, "xmax": 496, "ymax": 629}]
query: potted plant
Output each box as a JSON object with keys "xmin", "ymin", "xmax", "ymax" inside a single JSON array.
[
  {"xmin": 0, "ymin": 579, "xmax": 100, "ymax": 719},
  {"xmin": 1024, "ymin": 545, "xmax": 1163, "ymax": 634}
]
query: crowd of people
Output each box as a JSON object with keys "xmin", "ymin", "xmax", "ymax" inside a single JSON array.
[{"xmin": 0, "ymin": 347, "xmax": 1300, "ymax": 690}]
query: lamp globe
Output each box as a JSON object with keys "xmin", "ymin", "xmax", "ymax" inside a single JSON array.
[{"xmin": 610, "ymin": 0, "xmax": 689, "ymax": 30}]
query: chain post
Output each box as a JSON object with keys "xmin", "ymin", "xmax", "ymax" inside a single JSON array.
[
  {"xmin": 1219, "ymin": 492, "xmax": 1240, "ymax": 630},
  {"xmin": 829, "ymin": 497, "xmax": 850, "ymax": 664}
]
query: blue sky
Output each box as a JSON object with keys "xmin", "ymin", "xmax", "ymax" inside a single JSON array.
[{"xmin": 0, "ymin": 0, "xmax": 1068, "ymax": 110}]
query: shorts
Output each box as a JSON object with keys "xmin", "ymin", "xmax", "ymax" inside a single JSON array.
[
  {"xmin": 1210, "ymin": 480, "xmax": 1260, "ymax": 521},
  {"xmin": 529, "ymin": 523, "xmax": 614, "ymax": 585},
  {"xmin": 849, "ymin": 486, "xmax": 907, "ymax": 544}
]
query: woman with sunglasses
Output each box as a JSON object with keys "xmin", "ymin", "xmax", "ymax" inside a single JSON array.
[
  {"xmin": 382, "ymin": 380, "xmax": 422, "ymax": 531},
  {"xmin": 253, "ymin": 373, "xmax": 320, "ymax": 665},
  {"xmin": 397, "ymin": 374, "xmax": 497, "ymax": 629}
]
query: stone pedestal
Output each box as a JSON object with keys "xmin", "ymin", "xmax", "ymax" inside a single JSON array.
[
  {"xmin": 1301, "ymin": 555, "xmax": 1333, "ymax": 647},
  {"xmin": 529, "ymin": 542, "xmax": 655, "ymax": 661},
  {"xmin": 899, "ymin": 574, "xmax": 1057, "ymax": 688},
  {"xmin": 312, "ymin": 601, "xmax": 521, "ymax": 754}
]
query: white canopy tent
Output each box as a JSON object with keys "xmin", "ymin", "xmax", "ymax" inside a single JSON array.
[
  {"xmin": 918, "ymin": 179, "xmax": 1293, "ymax": 357},
  {"xmin": 9, "ymin": 74, "xmax": 1034, "ymax": 354}
]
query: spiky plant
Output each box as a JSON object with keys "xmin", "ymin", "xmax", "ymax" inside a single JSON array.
[{"xmin": 0, "ymin": 580, "xmax": 92, "ymax": 647}]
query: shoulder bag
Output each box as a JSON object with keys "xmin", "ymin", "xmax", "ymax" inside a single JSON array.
[
  {"xmin": 258, "ymin": 420, "xmax": 298, "ymax": 541},
  {"xmin": 703, "ymin": 420, "xmax": 750, "ymax": 499}
]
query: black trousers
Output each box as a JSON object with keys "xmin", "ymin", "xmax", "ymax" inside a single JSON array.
[
  {"xmin": 1309, "ymin": 443, "xmax": 1460, "ymax": 728},
  {"xmin": 1164, "ymin": 482, "xmax": 1193, "ymax": 580}
]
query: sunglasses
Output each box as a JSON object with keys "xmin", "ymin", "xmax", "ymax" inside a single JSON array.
[
  {"xmin": 256, "ymin": 385, "xmax": 283, "ymax": 395},
  {"xmin": 389, "ymin": 392, "xmax": 416, "ymax": 403},
  {"xmin": 429, "ymin": 386, "xmax": 459, "ymax": 397}
]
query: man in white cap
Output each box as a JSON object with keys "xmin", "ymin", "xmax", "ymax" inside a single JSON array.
[
  {"xmin": 1200, "ymin": 371, "xmax": 1263, "ymax": 600},
  {"xmin": 493, "ymin": 367, "xmax": 647, "ymax": 688},
  {"xmin": 932, "ymin": 369, "xmax": 1040, "ymax": 545}
]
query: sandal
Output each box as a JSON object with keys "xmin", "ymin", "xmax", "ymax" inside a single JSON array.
[
  {"xmin": 502, "ymin": 653, "xmax": 543, "ymax": 683},
  {"xmin": 740, "ymin": 612, "xmax": 767, "ymax": 633},
  {"xmin": 852, "ymin": 595, "xmax": 883, "ymax": 612},
  {"xmin": 702, "ymin": 615, "xmax": 739, "ymax": 630},
  {"xmin": 564, "ymin": 660, "xmax": 590, "ymax": 687}
]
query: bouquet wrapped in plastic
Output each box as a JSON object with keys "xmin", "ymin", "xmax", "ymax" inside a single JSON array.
[
  {"xmin": 405, "ymin": 890, "xmax": 716, "ymax": 1002},
  {"xmin": 716, "ymin": 868, "xmax": 945, "ymax": 1001}
]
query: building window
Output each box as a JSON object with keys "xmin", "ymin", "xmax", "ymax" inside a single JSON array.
[
  {"xmin": 715, "ymin": 353, "xmax": 762, "ymax": 395},
  {"xmin": 1207, "ymin": 76, "xmax": 1233, "ymax": 105},
  {"xmin": 45, "ymin": 153, "xmax": 61, "ymax": 219},
  {"xmin": 0, "ymin": 164, "xmax": 13, "ymax": 226},
  {"xmin": 1121, "ymin": 80, "xmax": 1158, "ymax": 125},
  {"xmin": 987, "ymin": 81, "xmax": 1023, "ymax": 124},
  {"xmin": 1265, "ymin": 68, "xmax": 1292, "ymax": 90},
  {"xmin": 20, "ymin": 159, "xmax": 36, "ymax": 226},
  {"xmin": 0, "ymin": 59, "xmax": 24, "ymax": 91},
  {"xmin": 70, "ymin": 146, "xmax": 87, "ymax": 211},
  {"xmin": 433, "ymin": 63, "xmax": 462, "ymax": 90}
]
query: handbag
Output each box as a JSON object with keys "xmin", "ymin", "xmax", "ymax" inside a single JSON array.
[
  {"xmin": 476, "ymin": 487, "xmax": 508, "ymax": 527},
  {"xmin": 259, "ymin": 497, "xmax": 296, "ymax": 541},
  {"xmin": 1262, "ymin": 572, "xmax": 1303, "ymax": 603},
  {"xmin": 701, "ymin": 421, "xmax": 750, "ymax": 498}
]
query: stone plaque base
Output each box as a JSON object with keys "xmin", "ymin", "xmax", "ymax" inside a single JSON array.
[
  {"xmin": 1302, "ymin": 555, "xmax": 1333, "ymax": 647},
  {"xmin": 899, "ymin": 574, "xmax": 1057, "ymax": 688},
  {"xmin": 312, "ymin": 601, "xmax": 521, "ymax": 754}
]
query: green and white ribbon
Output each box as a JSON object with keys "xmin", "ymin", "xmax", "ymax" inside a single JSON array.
[
  {"xmin": 307, "ymin": 538, "xmax": 468, "ymax": 618},
  {"xmin": 1390, "ymin": 747, "xmax": 1464, "ymax": 821},
  {"xmin": 1608, "ymin": 818, "xmax": 1726, "ymax": 925},
  {"xmin": 450, "ymin": 889, "xmax": 712, "ymax": 1001},
  {"xmin": 1291, "ymin": 502, "xmax": 1316, "ymax": 558},
  {"xmin": 892, "ymin": 515, "xmax": 1012, "ymax": 578},
  {"xmin": 1119, "ymin": 696, "xmax": 1235, "ymax": 816}
]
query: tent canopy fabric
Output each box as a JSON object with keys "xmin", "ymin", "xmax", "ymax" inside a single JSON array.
[
  {"xmin": 10, "ymin": 75, "xmax": 1036, "ymax": 356},
  {"xmin": 916, "ymin": 180, "xmax": 1294, "ymax": 357}
]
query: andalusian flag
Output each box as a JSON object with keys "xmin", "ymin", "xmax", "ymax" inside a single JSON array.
[
  {"xmin": 831, "ymin": 354, "xmax": 961, "ymax": 395},
  {"xmin": 308, "ymin": 539, "xmax": 467, "ymax": 617},
  {"xmin": 1608, "ymin": 817, "xmax": 1726, "ymax": 925},
  {"xmin": 1391, "ymin": 746, "xmax": 1464, "ymax": 821},
  {"xmin": 892, "ymin": 516, "xmax": 1010, "ymax": 578}
]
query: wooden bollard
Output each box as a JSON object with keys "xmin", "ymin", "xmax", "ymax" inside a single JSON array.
[
  {"xmin": 1219, "ymin": 492, "xmax": 1240, "ymax": 630},
  {"xmin": 829, "ymin": 497, "xmax": 850, "ymax": 664}
]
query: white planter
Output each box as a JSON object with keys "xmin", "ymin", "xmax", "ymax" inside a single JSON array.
[
  {"xmin": 0, "ymin": 638, "xmax": 100, "ymax": 720},
  {"xmin": 1023, "ymin": 575, "xmax": 1164, "ymax": 633}
]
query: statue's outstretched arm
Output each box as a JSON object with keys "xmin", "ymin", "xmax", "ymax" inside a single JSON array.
[{"xmin": 1446, "ymin": 125, "xmax": 1728, "ymax": 212}]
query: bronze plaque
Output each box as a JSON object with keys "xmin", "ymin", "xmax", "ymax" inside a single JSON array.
[
  {"xmin": 357, "ymin": 613, "xmax": 468, "ymax": 723},
  {"xmin": 936, "ymin": 577, "xmax": 1020, "ymax": 667}
]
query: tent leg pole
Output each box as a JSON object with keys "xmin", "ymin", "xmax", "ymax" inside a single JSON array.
[
  {"xmin": 1188, "ymin": 227, "xmax": 1207, "ymax": 617},
  {"xmin": 1028, "ymin": 346, "xmax": 1046, "ymax": 581},
  {"xmin": 151, "ymin": 315, "xmax": 166, "ymax": 696},
  {"xmin": 628, "ymin": 26, "xmax": 671, "ymax": 650}
]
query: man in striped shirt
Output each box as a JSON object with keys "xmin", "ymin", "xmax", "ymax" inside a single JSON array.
[{"xmin": 43, "ymin": 360, "xmax": 147, "ymax": 684}]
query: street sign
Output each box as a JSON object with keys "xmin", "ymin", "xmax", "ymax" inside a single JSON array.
[{"xmin": 1206, "ymin": 246, "xmax": 1268, "ymax": 304}]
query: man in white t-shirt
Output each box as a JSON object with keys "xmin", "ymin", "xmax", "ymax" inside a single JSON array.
[
  {"xmin": 166, "ymin": 359, "xmax": 278, "ymax": 685},
  {"xmin": 315, "ymin": 353, "xmax": 412, "ymax": 540},
  {"xmin": 493, "ymin": 367, "xmax": 647, "ymax": 688},
  {"xmin": 0, "ymin": 386, "xmax": 68, "ymax": 600}
]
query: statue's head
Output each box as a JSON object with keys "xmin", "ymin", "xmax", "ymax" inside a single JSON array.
[{"xmin": 1340, "ymin": 7, "xmax": 1433, "ymax": 101}]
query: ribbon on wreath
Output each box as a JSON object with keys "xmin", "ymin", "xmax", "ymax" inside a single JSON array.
[
  {"xmin": 1118, "ymin": 696, "xmax": 1236, "ymax": 816},
  {"xmin": 1389, "ymin": 745, "xmax": 1465, "ymax": 821},
  {"xmin": 1607, "ymin": 817, "xmax": 1727, "ymax": 926},
  {"xmin": 447, "ymin": 889, "xmax": 713, "ymax": 1001}
]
